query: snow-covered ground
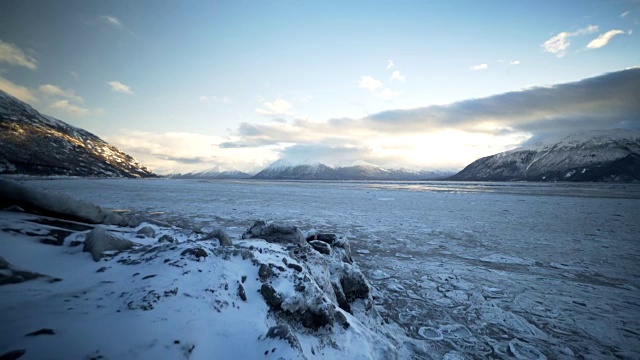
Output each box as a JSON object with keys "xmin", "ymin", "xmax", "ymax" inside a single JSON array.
[{"xmin": 5, "ymin": 179, "xmax": 640, "ymax": 359}]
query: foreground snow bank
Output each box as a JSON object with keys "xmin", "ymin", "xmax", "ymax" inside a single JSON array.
[{"xmin": 0, "ymin": 194, "xmax": 409, "ymax": 359}]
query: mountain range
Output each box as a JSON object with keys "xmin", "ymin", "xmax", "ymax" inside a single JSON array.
[
  {"xmin": 449, "ymin": 130, "xmax": 640, "ymax": 182},
  {"xmin": 252, "ymin": 160, "xmax": 452, "ymax": 180},
  {"xmin": 0, "ymin": 90, "xmax": 156, "ymax": 178}
]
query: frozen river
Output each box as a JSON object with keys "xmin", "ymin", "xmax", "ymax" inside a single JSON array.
[{"xmin": 22, "ymin": 179, "xmax": 640, "ymax": 359}]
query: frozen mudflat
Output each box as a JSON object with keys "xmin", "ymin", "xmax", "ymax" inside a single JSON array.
[{"xmin": 10, "ymin": 179, "xmax": 640, "ymax": 359}]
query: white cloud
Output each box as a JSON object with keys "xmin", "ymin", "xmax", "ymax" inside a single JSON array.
[
  {"xmin": 375, "ymin": 88, "xmax": 402, "ymax": 101},
  {"xmin": 256, "ymin": 98, "xmax": 293, "ymax": 116},
  {"xmin": 99, "ymin": 15, "xmax": 124, "ymax": 29},
  {"xmin": 0, "ymin": 75, "xmax": 37, "ymax": 103},
  {"xmin": 106, "ymin": 130, "xmax": 278, "ymax": 174},
  {"xmin": 469, "ymin": 64, "xmax": 489, "ymax": 71},
  {"xmin": 620, "ymin": 11, "xmax": 630, "ymax": 18},
  {"xmin": 0, "ymin": 40, "xmax": 37, "ymax": 70},
  {"xmin": 510, "ymin": 60, "xmax": 521, "ymax": 65},
  {"xmin": 39, "ymin": 84, "xmax": 84, "ymax": 103},
  {"xmin": 390, "ymin": 70, "xmax": 405, "ymax": 82},
  {"xmin": 542, "ymin": 25, "xmax": 599, "ymax": 56},
  {"xmin": 200, "ymin": 95, "xmax": 233, "ymax": 104},
  {"xmin": 587, "ymin": 30, "xmax": 625, "ymax": 49},
  {"xmin": 386, "ymin": 60, "xmax": 395, "ymax": 70},
  {"xmin": 358, "ymin": 76, "xmax": 384, "ymax": 91},
  {"xmin": 108, "ymin": 81, "xmax": 134, "ymax": 95},
  {"xmin": 49, "ymin": 99, "xmax": 90, "ymax": 116}
]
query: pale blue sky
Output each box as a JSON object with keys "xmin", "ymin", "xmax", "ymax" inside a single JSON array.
[{"xmin": 1, "ymin": 0, "xmax": 639, "ymax": 173}]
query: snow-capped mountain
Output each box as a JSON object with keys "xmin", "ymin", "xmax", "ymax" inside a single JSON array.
[
  {"xmin": 253, "ymin": 159, "xmax": 451, "ymax": 180},
  {"xmin": 168, "ymin": 166, "xmax": 251, "ymax": 179},
  {"xmin": 450, "ymin": 129, "xmax": 640, "ymax": 182},
  {"xmin": 0, "ymin": 90, "xmax": 156, "ymax": 178}
]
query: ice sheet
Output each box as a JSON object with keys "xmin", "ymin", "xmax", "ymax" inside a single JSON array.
[{"xmin": 16, "ymin": 178, "xmax": 640, "ymax": 359}]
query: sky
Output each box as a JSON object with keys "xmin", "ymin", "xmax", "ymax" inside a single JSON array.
[{"xmin": 0, "ymin": 0, "xmax": 639, "ymax": 174}]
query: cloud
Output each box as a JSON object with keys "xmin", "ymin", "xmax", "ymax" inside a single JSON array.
[
  {"xmin": 510, "ymin": 60, "xmax": 521, "ymax": 65},
  {"xmin": 225, "ymin": 68, "xmax": 640, "ymax": 163},
  {"xmin": 375, "ymin": 88, "xmax": 402, "ymax": 100},
  {"xmin": 469, "ymin": 64, "xmax": 488, "ymax": 71},
  {"xmin": 100, "ymin": 15, "xmax": 123, "ymax": 29},
  {"xmin": 620, "ymin": 11, "xmax": 630, "ymax": 18},
  {"xmin": 39, "ymin": 84, "xmax": 84, "ymax": 103},
  {"xmin": 358, "ymin": 76, "xmax": 384, "ymax": 91},
  {"xmin": 108, "ymin": 81, "xmax": 134, "ymax": 94},
  {"xmin": 105, "ymin": 130, "xmax": 279, "ymax": 174},
  {"xmin": 542, "ymin": 25, "xmax": 598, "ymax": 56},
  {"xmin": 49, "ymin": 100, "xmax": 90, "ymax": 116},
  {"xmin": 200, "ymin": 95, "xmax": 233, "ymax": 104},
  {"xmin": 386, "ymin": 60, "xmax": 395, "ymax": 70},
  {"xmin": 0, "ymin": 40, "xmax": 37, "ymax": 70},
  {"xmin": 0, "ymin": 76, "xmax": 37, "ymax": 103},
  {"xmin": 390, "ymin": 70, "xmax": 405, "ymax": 82},
  {"xmin": 256, "ymin": 98, "xmax": 293, "ymax": 116},
  {"xmin": 587, "ymin": 30, "xmax": 625, "ymax": 49}
]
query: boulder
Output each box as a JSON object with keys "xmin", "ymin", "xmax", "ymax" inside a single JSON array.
[
  {"xmin": 0, "ymin": 256, "xmax": 48, "ymax": 285},
  {"xmin": 260, "ymin": 283, "xmax": 283, "ymax": 310},
  {"xmin": 136, "ymin": 226, "xmax": 156, "ymax": 238},
  {"xmin": 265, "ymin": 325, "xmax": 302, "ymax": 352},
  {"xmin": 340, "ymin": 265, "xmax": 371, "ymax": 302},
  {"xmin": 200, "ymin": 228, "xmax": 232, "ymax": 246},
  {"xmin": 158, "ymin": 234, "xmax": 176, "ymax": 243},
  {"xmin": 242, "ymin": 221, "xmax": 304, "ymax": 245},
  {"xmin": 180, "ymin": 247, "xmax": 208, "ymax": 261},
  {"xmin": 309, "ymin": 240, "xmax": 332, "ymax": 255},
  {"xmin": 83, "ymin": 226, "xmax": 136, "ymax": 261}
]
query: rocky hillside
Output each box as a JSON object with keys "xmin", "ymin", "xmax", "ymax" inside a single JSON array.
[
  {"xmin": 450, "ymin": 130, "xmax": 640, "ymax": 182},
  {"xmin": 0, "ymin": 90, "xmax": 156, "ymax": 178},
  {"xmin": 253, "ymin": 160, "xmax": 451, "ymax": 180}
]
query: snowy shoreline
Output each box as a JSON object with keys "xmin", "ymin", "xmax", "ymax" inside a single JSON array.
[{"xmin": 0, "ymin": 180, "xmax": 418, "ymax": 359}]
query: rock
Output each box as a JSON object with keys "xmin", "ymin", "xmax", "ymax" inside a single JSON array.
[
  {"xmin": 332, "ymin": 282, "xmax": 351, "ymax": 313},
  {"xmin": 0, "ymin": 256, "xmax": 48, "ymax": 285},
  {"xmin": 287, "ymin": 262, "xmax": 303, "ymax": 272},
  {"xmin": 265, "ymin": 325, "xmax": 302, "ymax": 352},
  {"xmin": 306, "ymin": 233, "xmax": 338, "ymax": 245},
  {"xmin": 309, "ymin": 240, "xmax": 332, "ymax": 255},
  {"xmin": 242, "ymin": 221, "xmax": 304, "ymax": 245},
  {"xmin": 83, "ymin": 226, "xmax": 136, "ymax": 261},
  {"xmin": 301, "ymin": 304, "xmax": 335, "ymax": 329},
  {"xmin": 340, "ymin": 266, "xmax": 371, "ymax": 302},
  {"xmin": 0, "ymin": 349, "xmax": 26, "ymax": 360},
  {"xmin": 158, "ymin": 234, "xmax": 175, "ymax": 243},
  {"xmin": 335, "ymin": 311, "xmax": 350, "ymax": 329},
  {"xmin": 136, "ymin": 226, "xmax": 156, "ymax": 238},
  {"xmin": 200, "ymin": 228, "xmax": 232, "ymax": 246},
  {"xmin": 258, "ymin": 264, "xmax": 272, "ymax": 282},
  {"xmin": 180, "ymin": 247, "xmax": 208, "ymax": 261},
  {"xmin": 25, "ymin": 328, "xmax": 55, "ymax": 336},
  {"xmin": 260, "ymin": 283, "xmax": 283, "ymax": 310},
  {"xmin": 237, "ymin": 284, "xmax": 247, "ymax": 301}
]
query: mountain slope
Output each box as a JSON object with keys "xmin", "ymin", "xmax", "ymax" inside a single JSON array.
[
  {"xmin": 253, "ymin": 160, "xmax": 451, "ymax": 180},
  {"xmin": 450, "ymin": 130, "xmax": 640, "ymax": 182},
  {"xmin": 0, "ymin": 90, "xmax": 156, "ymax": 178}
]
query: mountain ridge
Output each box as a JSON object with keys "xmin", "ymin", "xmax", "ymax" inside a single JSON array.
[
  {"xmin": 0, "ymin": 90, "xmax": 157, "ymax": 178},
  {"xmin": 449, "ymin": 129, "xmax": 640, "ymax": 182}
]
